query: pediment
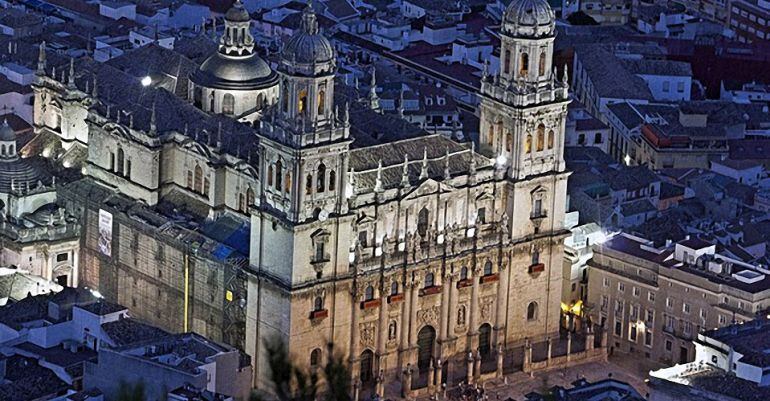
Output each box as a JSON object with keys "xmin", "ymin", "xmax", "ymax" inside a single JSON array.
[{"xmin": 402, "ymin": 179, "xmax": 454, "ymax": 201}]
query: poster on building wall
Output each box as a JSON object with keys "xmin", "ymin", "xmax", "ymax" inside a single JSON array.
[{"xmin": 98, "ymin": 209, "xmax": 113, "ymax": 257}]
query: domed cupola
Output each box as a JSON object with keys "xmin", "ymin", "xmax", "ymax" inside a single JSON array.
[
  {"xmin": 502, "ymin": 0, "xmax": 555, "ymax": 38},
  {"xmin": 279, "ymin": 5, "xmax": 336, "ymax": 77},
  {"xmin": 190, "ymin": 0, "xmax": 279, "ymax": 119},
  {"xmin": 0, "ymin": 119, "xmax": 49, "ymax": 194},
  {"xmin": 0, "ymin": 119, "xmax": 18, "ymax": 161}
]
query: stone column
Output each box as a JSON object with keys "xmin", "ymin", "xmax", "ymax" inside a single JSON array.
[
  {"xmin": 440, "ymin": 272, "xmax": 451, "ymax": 341},
  {"xmin": 350, "ymin": 289, "xmax": 361, "ymax": 382},
  {"xmin": 353, "ymin": 380, "xmax": 360, "ymax": 401},
  {"xmin": 468, "ymin": 266, "xmax": 480, "ymax": 350},
  {"xmin": 448, "ymin": 273, "xmax": 458, "ymax": 338},
  {"xmin": 473, "ymin": 350, "xmax": 481, "ymax": 382},
  {"xmin": 436, "ymin": 359, "xmax": 443, "ymax": 388},
  {"xmin": 494, "ymin": 261, "xmax": 508, "ymax": 343},
  {"xmin": 546, "ymin": 337, "xmax": 553, "ymax": 361},
  {"xmin": 376, "ymin": 369, "xmax": 384, "ymax": 397},
  {"xmin": 427, "ymin": 358, "xmax": 435, "ymax": 393},
  {"xmin": 496, "ymin": 343, "xmax": 504, "ymax": 378},
  {"xmin": 404, "ymin": 364, "xmax": 413, "ymax": 398},
  {"xmin": 466, "ymin": 352, "xmax": 474, "ymax": 384},
  {"xmin": 409, "ymin": 279, "xmax": 420, "ymax": 346},
  {"xmin": 566, "ymin": 331, "xmax": 573, "ymax": 362},
  {"xmin": 377, "ymin": 284, "xmax": 388, "ymax": 355}
]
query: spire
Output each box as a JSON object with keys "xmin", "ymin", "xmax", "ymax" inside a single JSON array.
[
  {"xmin": 37, "ymin": 41, "xmax": 46, "ymax": 75},
  {"xmin": 67, "ymin": 57, "xmax": 76, "ymax": 89},
  {"xmin": 300, "ymin": 3, "xmax": 319, "ymax": 35},
  {"xmin": 149, "ymin": 101, "xmax": 157, "ymax": 135},
  {"xmin": 444, "ymin": 149, "xmax": 451, "ymax": 180},
  {"xmin": 563, "ymin": 63, "xmax": 569, "ymax": 85},
  {"xmin": 401, "ymin": 154, "xmax": 410, "ymax": 188},
  {"xmin": 374, "ymin": 159, "xmax": 383, "ymax": 193},
  {"xmin": 368, "ymin": 66, "xmax": 380, "ymax": 111},
  {"xmin": 420, "ymin": 148, "xmax": 428, "ymax": 180}
]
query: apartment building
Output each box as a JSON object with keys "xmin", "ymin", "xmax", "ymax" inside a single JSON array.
[{"xmin": 587, "ymin": 233, "xmax": 770, "ymax": 366}]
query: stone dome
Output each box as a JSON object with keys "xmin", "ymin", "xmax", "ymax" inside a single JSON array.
[
  {"xmin": 502, "ymin": 0, "xmax": 555, "ymax": 38},
  {"xmin": 280, "ymin": 6, "xmax": 336, "ymax": 71},
  {"xmin": 225, "ymin": 0, "xmax": 250, "ymax": 23},
  {"xmin": 0, "ymin": 120, "xmax": 14, "ymax": 142},
  {"xmin": 193, "ymin": 52, "xmax": 278, "ymax": 90}
]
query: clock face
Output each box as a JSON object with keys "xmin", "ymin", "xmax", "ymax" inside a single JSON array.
[{"xmin": 319, "ymin": 210, "xmax": 329, "ymax": 221}]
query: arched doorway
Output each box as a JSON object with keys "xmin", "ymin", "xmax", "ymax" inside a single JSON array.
[
  {"xmin": 417, "ymin": 325, "xmax": 436, "ymax": 373},
  {"xmin": 478, "ymin": 323, "xmax": 492, "ymax": 358},
  {"xmin": 360, "ymin": 349, "xmax": 374, "ymax": 383}
]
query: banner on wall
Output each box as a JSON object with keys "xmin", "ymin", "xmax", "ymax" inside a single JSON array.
[{"xmin": 98, "ymin": 209, "xmax": 113, "ymax": 257}]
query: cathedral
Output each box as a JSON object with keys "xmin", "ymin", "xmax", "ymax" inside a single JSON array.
[{"xmin": 31, "ymin": 0, "xmax": 570, "ymax": 395}]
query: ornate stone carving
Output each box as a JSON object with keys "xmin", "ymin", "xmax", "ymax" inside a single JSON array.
[
  {"xmin": 417, "ymin": 305, "xmax": 441, "ymax": 326},
  {"xmin": 480, "ymin": 296, "xmax": 495, "ymax": 320},
  {"xmin": 360, "ymin": 321, "xmax": 376, "ymax": 348}
]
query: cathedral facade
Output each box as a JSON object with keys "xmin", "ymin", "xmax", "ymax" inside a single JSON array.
[{"xmin": 30, "ymin": 0, "xmax": 570, "ymax": 395}]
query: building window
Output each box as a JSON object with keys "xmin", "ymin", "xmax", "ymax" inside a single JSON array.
[
  {"xmin": 531, "ymin": 249, "xmax": 540, "ymax": 266},
  {"xmin": 578, "ymin": 133, "xmax": 585, "ymax": 145},
  {"xmin": 282, "ymin": 87, "xmax": 289, "ymax": 112},
  {"xmin": 683, "ymin": 303, "xmax": 691, "ymax": 314},
  {"xmin": 364, "ymin": 285, "xmax": 375, "ymax": 301},
  {"xmin": 527, "ymin": 302, "xmax": 538, "ymax": 321},
  {"xmin": 536, "ymin": 124, "xmax": 545, "ymax": 151},
  {"xmin": 358, "ymin": 231, "xmax": 368, "ymax": 247},
  {"xmin": 56, "ymin": 253, "xmax": 68, "ymax": 262},
  {"xmin": 317, "ymin": 163, "xmax": 326, "ymax": 193},
  {"xmin": 532, "ymin": 199, "xmax": 543, "ymax": 218},
  {"xmin": 424, "ymin": 272, "xmax": 435, "ymax": 288},
  {"xmin": 477, "ymin": 207, "xmax": 486, "ymax": 224},
  {"xmin": 275, "ymin": 160, "xmax": 283, "ymax": 190},
  {"xmin": 525, "ymin": 134, "xmax": 532, "ymax": 154},
  {"xmin": 618, "ymin": 282, "xmax": 625, "ymax": 293},
  {"xmin": 417, "ymin": 208, "xmax": 429, "ymax": 237},
  {"xmin": 222, "ymin": 94, "xmax": 235, "ymax": 115},
  {"xmin": 284, "ymin": 171, "xmax": 292, "ymax": 193},
  {"xmin": 194, "ymin": 165, "xmax": 203, "ymax": 193},
  {"xmin": 633, "ymin": 287, "xmax": 640, "ymax": 297},
  {"xmin": 483, "ymin": 261, "xmax": 493, "ymax": 276},
  {"xmin": 246, "ymin": 188, "xmax": 255, "ymax": 207},
  {"xmin": 629, "ymin": 324, "xmax": 637, "ymax": 342},
  {"xmin": 315, "ymin": 241, "xmax": 325, "ymax": 262},
  {"xmin": 538, "ymin": 51, "xmax": 546, "ymax": 76},
  {"xmin": 390, "ymin": 281, "xmax": 398, "ymax": 296},
  {"xmin": 460, "ymin": 266, "xmax": 468, "ymax": 281},
  {"xmin": 594, "ymin": 133, "xmax": 602, "ymax": 144},
  {"xmin": 388, "ymin": 321, "xmax": 397, "ymax": 340},
  {"xmin": 603, "ymin": 277, "xmax": 610, "ymax": 287},
  {"xmin": 298, "ymin": 89, "xmax": 308, "ymax": 114},
  {"xmin": 665, "ymin": 339, "xmax": 672, "ymax": 352},
  {"xmin": 329, "ymin": 170, "xmax": 336, "ymax": 192},
  {"xmin": 116, "ymin": 148, "xmax": 125, "ymax": 175},
  {"xmin": 305, "ymin": 174, "xmax": 313, "ymax": 195},
  {"xmin": 519, "ymin": 52, "xmax": 529, "ymax": 76},
  {"xmin": 645, "ymin": 331, "xmax": 653, "ymax": 347},
  {"xmin": 310, "ymin": 348, "xmax": 321, "ymax": 367},
  {"xmin": 547, "ymin": 130, "xmax": 554, "ymax": 149},
  {"xmin": 267, "ymin": 165, "xmax": 273, "ymax": 187},
  {"xmin": 317, "ymin": 87, "xmax": 326, "ymax": 115},
  {"xmin": 504, "ymin": 49, "xmax": 511, "ymax": 74},
  {"xmin": 314, "ymin": 296, "xmax": 323, "ymax": 311},
  {"xmin": 614, "ymin": 320, "xmax": 622, "ymax": 336},
  {"xmin": 663, "ymin": 81, "xmax": 670, "ymax": 92},
  {"xmin": 648, "ymin": 292, "xmax": 655, "ymax": 302}
]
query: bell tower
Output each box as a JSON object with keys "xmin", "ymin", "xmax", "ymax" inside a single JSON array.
[{"xmin": 257, "ymin": 5, "xmax": 350, "ymax": 224}]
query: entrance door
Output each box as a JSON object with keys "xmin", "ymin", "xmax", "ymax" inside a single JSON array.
[
  {"xmin": 360, "ymin": 349, "xmax": 374, "ymax": 382},
  {"xmin": 679, "ymin": 346, "xmax": 689, "ymax": 364},
  {"xmin": 56, "ymin": 275, "xmax": 68, "ymax": 287},
  {"xmin": 479, "ymin": 323, "xmax": 492, "ymax": 358},
  {"xmin": 417, "ymin": 326, "xmax": 436, "ymax": 372}
]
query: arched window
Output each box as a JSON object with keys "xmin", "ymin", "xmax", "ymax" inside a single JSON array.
[
  {"xmin": 506, "ymin": 133, "xmax": 512, "ymax": 152},
  {"xmin": 364, "ymin": 285, "xmax": 375, "ymax": 301},
  {"xmin": 525, "ymin": 134, "xmax": 532, "ymax": 154},
  {"xmin": 267, "ymin": 165, "xmax": 273, "ymax": 187},
  {"xmin": 246, "ymin": 188, "xmax": 255, "ymax": 206},
  {"xmin": 527, "ymin": 302, "xmax": 538, "ymax": 321},
  {"xmin": 317, "ymin": 163, "xmax": 326, "ymax": 193},
  {"xmin": 360, "ymin": 350, "xmax": 374, "ymax": 382},
  {"xmin": 328, "ymin": 170, "xmax": 336, "ymax": 192},
  {"xmin": 532, "ymin": 249, "xmax": 540, "ymax": 266},
  {"xmin": 282, "ymin": 87, "xmax": 289, "ymax": 112},
  {"xmin": 194, "ymin": 164, "xmax": 203, "ymax": 193},
  {"xmin": 483, "ymin": 261, "xmax": 493, "ymax": 276},
  {"xmin": 284, "ymin": 171, "xmax": 292, "ymax": 193},
  {"xmin": 305, "ymin": 174, "xmax": 313, "ymax": 195},
  {"xmin": 256, "ymin": 93, "xmax": 265, "ymax": 109},
  {"xmin": 310, "ymin": 348, "xmax": 321, "ymax": 367},
  {"xmin": 317, "ymin": 88, "xmax": 326, "ymax": 115},
  {"xmin": 109, "ymin": 152, "xmax": 115, "ymax": 171},
  {"xmin": 275, "ymin": 160, "xmax": 283, "ymax": 190},
  {"xmin": 520, "ymin": 53, "xmax": 529, "ymax": 76},
  {"xmin": 116, "ymin": 148, "xmax": 124, "ymax": 175},
  {"xmin": 186, "ymin": 170, "xmax": 193, "ymax": 188},
  {"xmin": 479, "ymin": 323, "xmax": 492, "ymax": 356},
  {"xmin": 536, "ymin": 124, "xmax": 545, "ymax": 151},
  {"xmin": 594, "ymin": 132, "xmax": 602, "ymax": 144},
  {"xmin": 460, "ymin": 266, "xmax": 468, "ymax": 281},
  {"xmin": 238, "ymin": 193, "xmax": 245, "ymax": 212},
  {"xmin": 223, "ymin": 93, "xmax": 235, "ymax": 115},
  {"xmin": 298, "ymin": 89, "xmax": 308, "ymax": 115},
  {"xmin": 125, "ymin": 159, "xmax": 131, "ymax": 179},
  {"xmin": 203, "ymin": 177, "xmax": 210, "ymax": 197},
  {"xmin": 538, "ymin": 51, "xmax": 546, "ymax": 76},
  {"xmin": 417, "ymin": 207, "xmax": 429, "ymax": 237},
  {"xmin": 314, "ymin": 296, "xmax": 323, "ymax": 311},
  {"xmin": 388, "ymin": 321, "xmax": 397, "ymax": 340},
  {"xmin": 209, "ymin": 92, "xmax": 215, "ymax": 111},
  {"xmin": 424, "ymin": 272, "xmax": 434, "ymax": 288},
  {"xmin": 504, "ymin": 49, "xmax": 511, "ymax": 74},
  {"xmin": 390, "ymin": 281, "xmax": 399, "ymax": 295},
  {"xmin": 548, "ymin": 130, "xmax": 555, "ymax": 149}
]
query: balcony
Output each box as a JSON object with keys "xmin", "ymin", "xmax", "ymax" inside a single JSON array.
[
  {"xmin": 360, "ymin": 299, "xmax": 381, "ymax": 310},
  {"xmin": 529, "ymin": 263, "xmax": 545, "ymax": 274},
  {"xmin": 387, "ymin": 294, "xmax": 404, "ymax": 304},
  {"xmin": 419, "ymin": 286, "xmax": 442, "ymax": 297},
  {"xmin": 456, "ymin": 279, "xmax": 472, "ymax": 289},
  {"xmin": 309, "ymin": 309, "xmax": 328, "ymax": 320},
  {"xmin": 480, "ymin": 273, "xmax": 499, "ymax": 284},
  {"xmin": 530, "ymin": 211, "xmax": 548, "ymax": 220}
]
